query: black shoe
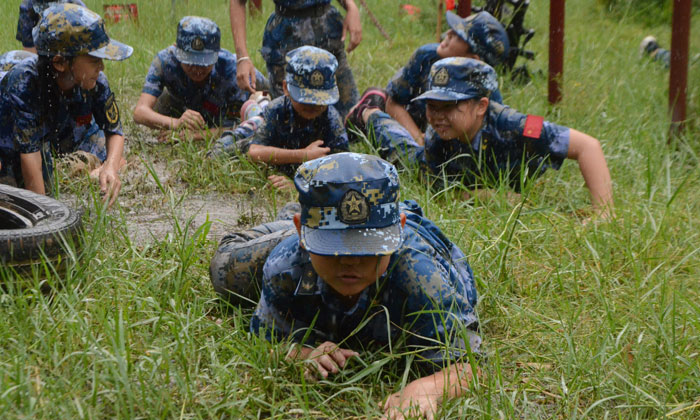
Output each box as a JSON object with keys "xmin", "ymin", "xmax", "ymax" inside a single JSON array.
[{"xmin": 345, "ymin": 87, "xmax": 387, "ymax": 139}]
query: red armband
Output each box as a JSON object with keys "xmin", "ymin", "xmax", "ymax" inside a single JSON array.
[
  {"xmin": 75, "ymin": 113, "xmax": 93, "ymax": 127},
  {"xmin": 523, "ymin": 115, "xmax": 544, "ymax": 139}
]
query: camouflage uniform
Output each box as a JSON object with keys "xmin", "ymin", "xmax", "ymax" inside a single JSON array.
[
  {"xmin": 209, "ymin": 153, "xmax": 481, "ymax": 368},
  {"xmin": 247, "ymin": 96, "xmax": 349, "ymax": 176},
  {"xmin": 0, "ymin": 4, "xmax": 131, "ymax": 189},
  {"xmin": 143, "ymin": 46, "xmax": 269, "ymax": 127},
  {"xmin": 16, "ymin": 0, "xmax": 86, "ymax": 48},
  {"xmin": 0, "ymin": 50, "xmax": 36, "ymax": 81},
  {"xmin": 247, "ymin": 46, "xmax": 349, "ymax": 177},
  {"xmin": 143, "ymin": 16, "xmax": 269, "ymax": 127},
  {"xmin": 386, "ymin": 11, "xmax": 507, "ymax": 132},
  {"xmin": 376, "ymin": 57, "xmax": 570, "ymax": 190},
  {"xmin": 260, "ymin": 0, "xmax": 359, "ymax": 117}
]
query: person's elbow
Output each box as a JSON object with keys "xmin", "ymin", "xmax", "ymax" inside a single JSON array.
[
  {"xmin": 567, "ymin": 129, "xmax": 603, "ymax": 161},
  {"xmin": 247, "ymin": 144, "xmax": 263, "ymax": 162}
]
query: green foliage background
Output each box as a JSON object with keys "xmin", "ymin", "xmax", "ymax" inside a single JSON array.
[{"xmin": 1, "ymin": 0, "xmax": 699, "ymax": 419}]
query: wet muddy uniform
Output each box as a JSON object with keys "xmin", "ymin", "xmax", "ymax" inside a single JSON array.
[
  {"xmin": 142, "ymin": 46, "xmax": 269, "ymax": 127},
  {"xmin": 248, "ymin": 200, "xmax": 480, "ymax": 365},
  {"xmin": 0, "ymin": 56, "xmax": 122, "ymax": 188},
  {"xmin": 386, "ymin": 43, "xmax": 503, "ymax": 132},
  {"xmin": 261, "ymin": 0, "xmax": 359, "ymax": 117},
  {"xmin": 369, "ymin": 102, "xmax": 569, "ymax": 190},
  {"xmin": 0, "ymin": 50, "xmax": 35, "ymax": 81},
  {"xmin": 16, "ymin": 0, "xmax": 86, "ymax": 49},
  {"xmin": 247, "ymin": 95, "xmax": 349, "ymax": 177}
]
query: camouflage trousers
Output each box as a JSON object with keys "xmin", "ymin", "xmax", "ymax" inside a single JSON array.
[
  {"xmin": 261, "ymin": 5, "xmax": 359, "ymax": 117},
  {"xmin": 209, "ymin": 203, "xmax": 300, "ymax": 306}
]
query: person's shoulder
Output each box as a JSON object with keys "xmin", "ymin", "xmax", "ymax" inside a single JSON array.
[
  {"xmin": 265, "ymin": 96, "xmax": 291, "ymax": 118},
  {"xmin": 19, "ymin": 0, "xmax": 32, "ymax": 12},
  {"xmin": 2, "ymin": 57, "xmax": 38, "ymax": 92},
  {"xmin": 487, "ymin": 101, "xmax": 526, "ymax": 134},
  {"xmin": 262, "ymin": 234, "xmax": 307, "ymax": 295},
  {"xmin": 69, "ymin": 0, "xmax": 87, "ymax": 6},
  {"xmin": 414, "ymin": 43, "xmax": 440, "ymax": 57}
]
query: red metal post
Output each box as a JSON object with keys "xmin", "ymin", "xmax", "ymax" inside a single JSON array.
[
  {"xmin": 249, "ymin": 0, "xmax": 262, "ymax": 16},
  {"xmin": 669, "ymin": 0, "xmax": 691, "ymax": 136},
  {"xmin": 457, "ymin": 0, "xmax": 471, "ymax": 18},
  {"xmin": 548, "ymin": 0, "xmax": 565, "ymax": 104}
]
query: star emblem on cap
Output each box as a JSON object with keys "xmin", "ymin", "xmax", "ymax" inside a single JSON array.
[
  {"xmin": 310, "ymin": 70, "xmax": 325, "ymax": 87},
  {"xmin": 191, "ymin": 37, "xmax": 205, "ymax": 51},
  {"xmin": 338, "ymin": 190, "xmax": 369, "ymax": 225},
  {"xmin": 433, "ymin": 67, "xmax": 450, "ymax": 86}
]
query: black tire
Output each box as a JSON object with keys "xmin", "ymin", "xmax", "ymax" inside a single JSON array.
[{"xmin": 0, "ymin": 184, "xmax": 82, "ymax": 266}]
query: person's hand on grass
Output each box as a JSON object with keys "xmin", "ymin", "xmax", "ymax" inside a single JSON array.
[
  {"xmin": 381, "ymin": 381, "xmax": 440, "ymax": 420},
  {"xmin": 268, "ymin": 175, "xmax": 294, "ymax": 190},
  {"xmin": 287, "ymin": 341, "xmax": 358, "ymax": 380},
  {"xmin": 98, "ymin": 163, "xmax": 121, "ymax": 207},
  {"xmin": 175, "ymin": 109, "xmax": 206, "ymax": 131}
]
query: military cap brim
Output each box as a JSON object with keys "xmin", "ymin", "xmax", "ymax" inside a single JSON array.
[
  {"xmin": 174, "ymin": 48, "xmax": 218, "ymax": 67},
  {"xmin": 445, "ymin": 11, "xmax": 469, "ymax": 43},
  {"xmin": 89, "ymin": 39, "xmax": 133, "ymax": 61},
  {"xmin": 412, "ymin": 89, "xmax": 478, "ymax": 103},
  {"xmin": 301, "ymin": 223, "xmax": 403, "ymax": 257},
  {"xmin": 286, "ymin": 83, "xmax": 339, "ymax": 106}
]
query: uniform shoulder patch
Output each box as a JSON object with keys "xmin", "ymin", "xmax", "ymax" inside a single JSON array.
[
  {"xmin": 523, "ymin": 115, "xmax": 544, "ymax": 139},
  {"xmin": 104, "ymin": 94, "xmax": 120, "ymax": 126}
]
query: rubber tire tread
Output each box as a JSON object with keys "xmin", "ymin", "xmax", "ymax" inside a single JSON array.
[{"xmin": 0, "ymin": 185, "xmax": 82, "ymax": 265}]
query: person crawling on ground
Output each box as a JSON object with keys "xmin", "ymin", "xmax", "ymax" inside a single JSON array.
[
  {"xmin": 133, "ymin": 16, "xmax": 269, "ymax": 142},
  {"xmin": 210, "ymin": 152, "xmax": 482, "ymax": 420}
]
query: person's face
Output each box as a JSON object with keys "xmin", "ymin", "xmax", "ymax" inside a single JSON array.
[
  {"xmin": 69, "ymin": 55, "xmax": 104, "ymax": 90},
  {"xmin": 293, "ymin": 213, "xmax": 406, "ymax": 299},
  {"xmin": 290, "ymin": 98, "xmax": 327, "ymax": 120},
  {"xmin": 308, "ymin": 252, "xmax": 392, "ymax": 298},
  {"xmin": 437, "ymin": 30, "xmax": 475, "ymax": 59},
  {"xmin": 283, "ymin": 81, "xmax": 328, "ymax": 120},
  {"xmin": 426, "ymin": 98, "xmax": 487, "ymax": 142},
  {"xmin": 180, "ymin": 63, "xmax": 214, "ymax": 83}
]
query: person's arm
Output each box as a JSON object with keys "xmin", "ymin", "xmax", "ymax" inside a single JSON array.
[
  {"xmin": 385, "ymin": 97, "xmax": 425, "ymax": 145},
  {"xmin": 230, "ymin": 0, "xmax": 256, "ymax": 92},
  {"xmin": 566, "ymin": 129, "xmax": 614, "ymax": 218},
  {"xmin": 20, "ymin": 151, "xmax": 45, "ymax": 195},
  {"xmin": 382, "ymin": 363, "xmax": 475, "ymax": 420},
  {"xmin": 337, "ymin": 0, "xmax": 362, "ymax": 52},
  {"xmin": 98, "ymin": 133, "xmax": 125, "ymax": 206},
  {"xmin": 248, "ymin": 140, "xmax": 330, "ymax": 165}
]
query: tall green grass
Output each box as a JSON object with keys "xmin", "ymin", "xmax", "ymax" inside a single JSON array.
[{"xmin": 1, "ymin": 0, "xmax": 699, "ymax": 418}]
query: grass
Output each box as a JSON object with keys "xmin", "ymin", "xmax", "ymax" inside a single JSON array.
[{"xmin": 1, "ymin": 0, "xmax": 700, "ymax": 418}]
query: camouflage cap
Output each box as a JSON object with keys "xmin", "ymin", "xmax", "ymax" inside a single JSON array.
[
  {"xmin": 294, "ymin": 152, "xmax": 403, "ymax": 257},
  {"xmin": 285, "ymin": 46, "xmax": 339, "ymax": 106},
  {"xmin": 32, "ymin": 4, "xmax": 133, "ymax": 60},
  {"xmin": 175, "ymin": 16, "xmax": 221, "ymax": 67},
  {"xmin": 412, "ymin": 57, "xmax": 498, "ymax": 102},
  {"xmin": 446, "ymin": 11, "xmax": 509, "ymax": 67}
]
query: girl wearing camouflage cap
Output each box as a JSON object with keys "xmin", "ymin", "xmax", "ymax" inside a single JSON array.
[
  {"xmin": 382, "ymin": 11, "xmax": 509, "ymax": 145},
  {"xmin": 0, "ymin": 3, "xmax": 132, "ymax": 205},
  {"xmin": 348, "ymin": 57, "xmax": 614, "ymax": 220}
]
